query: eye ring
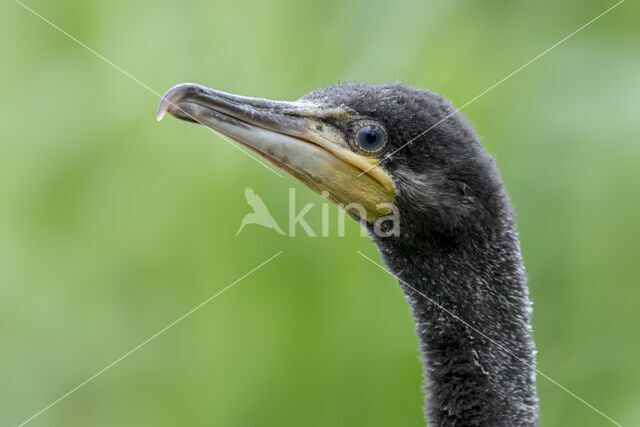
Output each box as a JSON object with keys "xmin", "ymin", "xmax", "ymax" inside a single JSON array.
[{"xmin": 353, "ymin": 123, "xmax": 388, "ymax": 155}]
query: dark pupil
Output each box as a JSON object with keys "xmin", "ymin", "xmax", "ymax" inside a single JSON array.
[{"xmin": 355, "ymin": 125, "xmax": 385, "ymax": 152}]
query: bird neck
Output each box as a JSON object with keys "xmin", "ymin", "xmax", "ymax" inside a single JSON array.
[{"xmin": 371, "ymin": 209, "xmax": 539, "ymax": 425}]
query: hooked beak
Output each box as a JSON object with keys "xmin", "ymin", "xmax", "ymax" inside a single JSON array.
[{"xmin": 157, "ymin": 83, "xmax": 395, "ymax": 223}]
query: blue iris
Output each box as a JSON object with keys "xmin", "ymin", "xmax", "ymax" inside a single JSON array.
[{"xmin": 355, "ymin": 125, "xmax": 386, "ymax": 153}]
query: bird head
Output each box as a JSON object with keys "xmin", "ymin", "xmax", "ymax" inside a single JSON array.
[{"xmin": 158, "ymin": 82, "xmax": 504, "ymax": 237}]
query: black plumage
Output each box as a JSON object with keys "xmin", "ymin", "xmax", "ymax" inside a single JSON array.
[
  {"xmin": 302, "ymin": 83, "xmax": 538, "ymax": 425},
  {"xmin": 159, "ymin": 81, "xmax": 539, "ymax": 426}
]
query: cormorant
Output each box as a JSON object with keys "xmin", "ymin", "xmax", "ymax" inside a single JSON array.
[{"xmin": 157, "ymin": 82, "xmax": 539, "ymax": 426}]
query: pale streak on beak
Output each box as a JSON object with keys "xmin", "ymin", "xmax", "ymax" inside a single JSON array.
[{"xmin": 157, "ymin": 83, "xmax": 395, "ymax": 223}]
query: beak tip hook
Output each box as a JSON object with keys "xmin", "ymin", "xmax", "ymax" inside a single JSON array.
[{"xmin": 156, "ymin": 100, "xmax": 169, "ymax": 122}]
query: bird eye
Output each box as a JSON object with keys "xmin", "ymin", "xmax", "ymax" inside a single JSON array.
[{"xmin": 354, "ymin": 124, "xmax": 387, "ymax": 154}]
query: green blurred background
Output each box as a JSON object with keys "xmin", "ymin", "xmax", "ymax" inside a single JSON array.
[{"xmin": 1, "ymin": 0, "xmax": 639, "ymax": 425}]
